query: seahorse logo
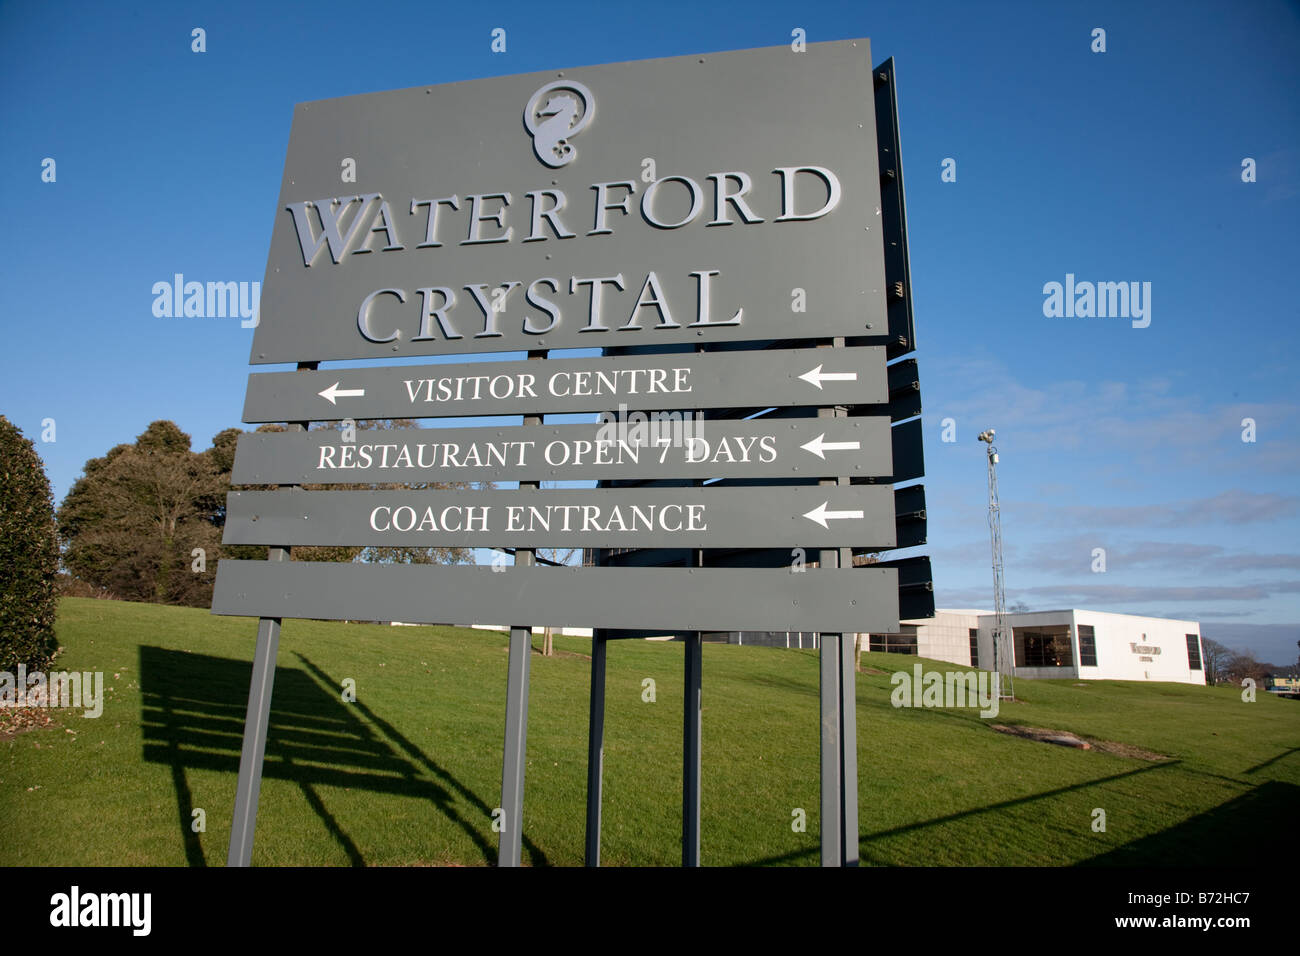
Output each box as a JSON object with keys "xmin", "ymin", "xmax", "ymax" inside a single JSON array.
[{"xmin": 524, "ymin": 80, "xmax": 594, "ymax": 168}]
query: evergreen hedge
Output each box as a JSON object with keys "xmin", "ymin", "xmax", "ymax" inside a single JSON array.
[{"xmin": 0, "ymin": 416, "xmax": 60, "ymax": 671}]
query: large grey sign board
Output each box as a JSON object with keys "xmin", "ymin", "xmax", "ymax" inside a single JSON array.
[
  {"xmin": 242, "ymin": 346, "xmax": 888, "ymax": 423},
  {"xmin": 232, "ymin": 417, "xmax": 892, "ymax": 485},
  {"xmin": 212, "ymin": 561, "xmax": 900, "ymax": 633},
  {"xmin": 250, "ymin": 40, "xmax": 885, "ymax": 363},
  {"xmin": 223, "ymin": 486, "xmax": 897, "ymax": 550}
]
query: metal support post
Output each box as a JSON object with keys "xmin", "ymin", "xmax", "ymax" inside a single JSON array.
[
  {"xmin": 819, "ymin": 621, "xmax": 842, "ymax": 867},
  {"xmin": 584, "ymin": 630, "xmax": 607, "ymax": 866},
  {"xmin": 499, "ymin": 609, "xmax": 532, "ymax": 866},
  {"xmin": 682, "ymin": 631, "xmax": 702, "ymax": 866},
  {"xmin": 227, "ymin": 361, "xmax": 314, "ymax": 867},
  {"xmin": 227, "ymin": 609, "xmax": 282, "ymax": 866},
  {"xmin": 839, "ymin": 632, "xmax": 859, "ymax": 866},
  {"xmin": 815, "ymin": 337, "xmax": 857, "ymax": 867},
  {"xmin": 498, "ymin": 351, "xmax": 545, "ymax": 867}
]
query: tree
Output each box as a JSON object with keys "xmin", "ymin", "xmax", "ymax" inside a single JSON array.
[
  {"xmin": 0, "ymin": 416, "xmax": 61, "ymax": 671},
  {"xmin": 58, "ymin": 421, "xmax": 225, "ymax": 607},
  {"xmin": 1220, "ymin": 649, "xmax": 1269, "ymax": 686},
  {"xmin": 57, "ymin": 418, "xmax": 484, "ymax": 611},
  {"xmin": 1200, "ymin": 637, "xmax": 1233, "ymax": 685}
]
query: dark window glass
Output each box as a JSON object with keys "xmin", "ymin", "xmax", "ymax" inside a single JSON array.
[
  {"xmin": 1078, "ymin": 625, "xmax": 1097, "ymax": 667},
  {"xmin": 1018, "ymin": 627, "xmax": 1073, "ymax": 667},
  {"xmin": 1186, "ymin": 634, "xmax": 1202, "ymax": 670},
  {"xmin": 869, "ymin": 627, "xmax": 918, "ymax": 655},
  {"xmin": 969, "ymin": 629, "xmax": 979, "ymax": 666}
]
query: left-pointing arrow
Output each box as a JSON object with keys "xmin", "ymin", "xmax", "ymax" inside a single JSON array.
[
  {"xmin": 798, "ymin": 364, "xmax": 859, "ymax": 389},
  {"xmin": 800, "ymin": 433, "xmax": 863, "ymax": 460},
  {"xmin": 802, "ymin": 501, "xmax": 865, "ymax": 529},
  {"xmin": 318, "ymin": 382, "xmax": 366, "ymax": 405}
]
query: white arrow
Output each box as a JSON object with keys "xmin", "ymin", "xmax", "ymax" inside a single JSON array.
[
  {"xmin": 798, "ymin": 364, "xmax": 858, "ymax": 389},
  {"xmin": 800, "ymin": 433, "xmax": 862, "ymax": 460},
  {"xmin": 803, "ymin": 501, "xmax": 864, "ymax": 529},
  {"xmin": 318, "ymin": 382, "xmax": 366, "ymax": 405}
]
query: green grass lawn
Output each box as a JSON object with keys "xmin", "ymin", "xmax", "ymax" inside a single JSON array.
[{"xmin": 1, "ymin": 597, "xmax": 1296, "ymax": 866}]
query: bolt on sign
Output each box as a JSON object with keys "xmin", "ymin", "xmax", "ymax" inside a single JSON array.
[{"xmin": 214, "ymin": 38, "xmax": 902, "ymax": 632}]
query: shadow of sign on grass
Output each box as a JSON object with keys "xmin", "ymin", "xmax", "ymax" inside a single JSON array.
[
  {"xmin": 1242, "ymin": 745, "xmax": 1299, "ymax": 776},
  {"xmin": 738, "ymin": 763, "xmax": 1175, "ymax": 866},
  {"xmin": 139, "ymin": 645, "xmax": 548, "ymax": 866},
  {"xmin": 740, "ymin": 760, "xmax": 1299, "ymax": 867},
  {"xmin": 1079, "ymin": 779, "xmax": 1300, "ymax": 866}
]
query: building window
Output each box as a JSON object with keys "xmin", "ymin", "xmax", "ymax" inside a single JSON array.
[
  {"xmin": 1078, "ymin": 625, "xmax": 1097, "ymax": 667},
  {"xmin": 969, "ymin": 628, "xmax": 979, "ymax": 667},
  {"xmin": 1186, "ymin": 634, "xmax": 1202, "ymax": 671},
  {"xmin": 1017, "ymin": 626, "xmax": 1073, "ymax": 667},
  {"xmin": 869, "ymin": 627, "xmax": 918, "ymax": 655}
]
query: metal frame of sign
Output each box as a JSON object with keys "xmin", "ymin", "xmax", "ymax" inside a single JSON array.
[{"xmin": 215, "ymin": 38, "xmax": 923, "ymax": 871}]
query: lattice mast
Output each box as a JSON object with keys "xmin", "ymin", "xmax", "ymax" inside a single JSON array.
[{"xmin": 979, "ymin": 430, "xmax": 1014, "ymax": 700}]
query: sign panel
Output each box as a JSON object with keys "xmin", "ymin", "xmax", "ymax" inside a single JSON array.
[
  {"xmin": 244, "ymin": 343, "xmax": 889, "ymax": 421},
  {"xmin": 242, "ymin": 347, "xmax": 887, "ymax": 422},
  {"xmin": 232, "ymin": 417, "xmax": 892, "ymax": 485},
  {"xmin": 223, "ymin": 486, "xmax": 897, "ymax": 550},
  {"xmin": 212, "ymin": 561, "xmax": 901, "ymax": 633},
  {"xmin": 250, "ymin": 40, "xmax": 886, "ymax": 364}
]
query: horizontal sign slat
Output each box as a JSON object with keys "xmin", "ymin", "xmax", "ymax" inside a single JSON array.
[
  {"xmin": 222, "ymin": 486, "xmax": 897, "ymax": 549},
  {"xmin": 232, "ymin": 417, "xmax": 892, "ymax": 485},
  {"xmin": 242, "ymin": 346, "xmax": 887, "ymax": 423},
  {"xmin": 211, "ymin": 560, "xmax": 900, "ymax": 633}
]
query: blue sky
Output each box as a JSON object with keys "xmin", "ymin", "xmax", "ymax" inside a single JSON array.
[{"xmin": 1, "ymin": 0, "xmax": 1297, "ymax": 662}]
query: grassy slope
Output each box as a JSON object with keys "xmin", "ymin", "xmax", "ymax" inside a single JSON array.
[{"xmin": 0, "ymin": 597, "xmax": 1295, "ymax": 866}]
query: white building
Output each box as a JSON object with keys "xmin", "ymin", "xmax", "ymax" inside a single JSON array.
[{"xmin": 869, "ymin": 608, "xmax": 1206, "ymax": 685}]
